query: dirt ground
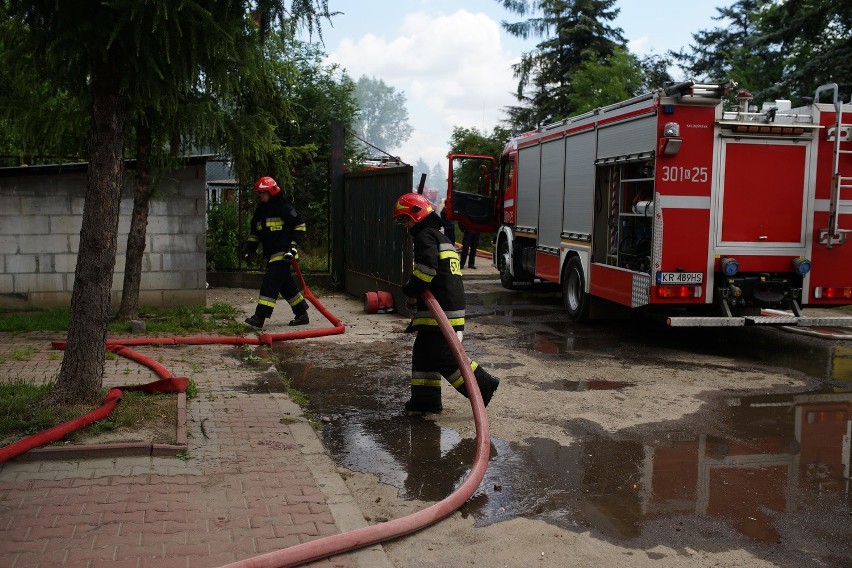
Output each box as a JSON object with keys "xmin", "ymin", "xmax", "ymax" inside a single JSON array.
[{"xmin": 210, "ymin": 270, "xmax": 852, "ymax": 568}]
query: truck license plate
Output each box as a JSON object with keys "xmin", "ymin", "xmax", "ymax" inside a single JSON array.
[{"xmin": 657, "ymin": 272, "xmax": 703, "ymax": 284}]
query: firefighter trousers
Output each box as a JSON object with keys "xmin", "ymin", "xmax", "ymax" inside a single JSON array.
[
  {"xmin": 253, "ymin": 259, "xmax": 308, "ymax": 320},
  {"xmin": 408, "ymin": 329, "xmax": 499, "ymax": 412}
]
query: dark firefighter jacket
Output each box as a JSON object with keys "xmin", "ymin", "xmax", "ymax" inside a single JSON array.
[
  {"xmin": 245, "ymin": 194, "xmax": 306, "ymax": 261},
  {"xmin": 402, "ymin": 212, "xmax": 465, "ymax": 332}
]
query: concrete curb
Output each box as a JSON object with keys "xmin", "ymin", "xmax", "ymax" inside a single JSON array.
[
  {"xmin": 289, "ymin": 420, "xmax": 394, "ymax": 568},
  {"xmin": 13, "ymin": 392, "xmax": 188, "ymax": 462}
]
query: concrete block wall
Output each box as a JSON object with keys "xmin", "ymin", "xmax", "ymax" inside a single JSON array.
[{"xmin": 0, "ymin": 161, "xmax": 207, "ymax": 309}]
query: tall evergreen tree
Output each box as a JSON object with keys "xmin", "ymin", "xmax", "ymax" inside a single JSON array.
[
  {"xmin": 499, "ymin": 0, "xmax": 625, "ymax": 130},
  {"xmin": 670, "ymin": 0, "xmax": 782, "ymax": 102},
  {"xmin": 672, "ymin": 0, "xmax": 849, "ymax": 105},
  {"xmin": 756, "ymin": 0, "xmax": 852, "ymax": 102}
]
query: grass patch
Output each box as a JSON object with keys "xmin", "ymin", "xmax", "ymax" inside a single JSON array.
[
  {"xmin": 0, "ymin": 381, "xmax": 82, "ymax": 444},
  {"xmin": 186, "ymin": 378, "xmax": 198, "ymax": 399},
  {"xmin": 73, "ymin": 391, "xmax": 176, "ymax": 443},
  {"xmin": 0, "ymin": 381, "xmax": 177, "ymax": 446},
  {"xmin": 287, "ymin": 388, "xmax": 309, "ymax": 406},
  {"xmin": 121, "ymin": 302, "xmax": 244, "ymax": 335},
  {"xmin": 9, "ymin": 346, "xmax": 34, "ymax": 361},
  {"xmin": 0, "ymin": 303, "xmax": 244, "ymax": 336},
  {"xmin": 0, "ymin": 308, "xmax": 70, "ymax": 332}
]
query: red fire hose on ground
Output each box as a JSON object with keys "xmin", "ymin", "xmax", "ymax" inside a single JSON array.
[
  {"xmin": 219, "ymin": 289, "xmax": 491, "ymax": 568},
  {"xmin": 0, "ymin": 263, "xmax": 342, "ymax": 464}
]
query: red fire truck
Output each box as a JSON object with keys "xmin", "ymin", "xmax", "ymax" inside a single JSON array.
[{"xmin": 447, "ymin": 81, "xmax": 852, "ymax": 326}]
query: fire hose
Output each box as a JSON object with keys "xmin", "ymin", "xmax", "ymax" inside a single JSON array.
[
  {"xmin": 0, "ymin": 262, "xmax": 342, "ymax": 464},
  {"xmin": 219, "ymin": 288, "xmax": 491, "ymax": 568}
]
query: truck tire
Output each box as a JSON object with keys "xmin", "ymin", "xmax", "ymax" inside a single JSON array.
[
  {"xmin": 563, "ymin": 256, "xmax": 590, "ymax": 322},
  {"xmin": 497, "ymin": 239, "xmax": 516, "ymax": 290}
]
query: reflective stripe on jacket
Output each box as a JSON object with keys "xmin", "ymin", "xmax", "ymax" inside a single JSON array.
[
  {"xmin": 402, "ymin": 214, "xmax": 465, "ymax": 332},
  {"xmin": 247, "ymin": 194, "xmax": 306, "ymax": 259}
]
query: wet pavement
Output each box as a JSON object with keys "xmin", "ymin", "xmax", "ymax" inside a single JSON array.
[{"xmin": 271, "ymin": 286, "xmax": 852, "ymax": 566}]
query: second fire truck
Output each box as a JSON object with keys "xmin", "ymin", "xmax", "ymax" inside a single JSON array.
[{"xmin": 447, "ymin": 81, "xmax": 852, "ymax": 326}]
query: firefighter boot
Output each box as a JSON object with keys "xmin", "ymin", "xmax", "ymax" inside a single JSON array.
[
  {"xmin": 455, "ymin": 366, "xmax": 500, "ymax": 407},
  {"xmin": 244, "ymin": 315, "xmax": 265, "ymax": 329},
  {"xmin": 288, "ymin": 306, "xmax": 309, "ymax": 326},
  {"xmin": 475, "ymin": 368, "xmax": 500, "ymax": 407}
]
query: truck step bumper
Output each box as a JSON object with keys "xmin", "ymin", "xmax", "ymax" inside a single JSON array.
[{"xmin": 665, "ymin": 313, "xmax": 852, "ymax": 328}]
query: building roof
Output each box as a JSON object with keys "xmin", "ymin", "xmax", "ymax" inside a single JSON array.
[{"xmin": 0, "ymin": 155, "xmax": 215, "ymax": 177}]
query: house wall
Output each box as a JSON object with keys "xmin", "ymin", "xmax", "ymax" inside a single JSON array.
[{"xmin": 0, "ymin": 162, "xmax": 207, "ymax": 309}]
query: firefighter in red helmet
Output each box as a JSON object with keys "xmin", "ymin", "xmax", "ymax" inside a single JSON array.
[
  {"xmin": 393, "ymin": 192, "xmax": 499, "ymax": 413},
  {"xmin": 243, "ymin": 176, "xmax": 309, "ymax": 328}
]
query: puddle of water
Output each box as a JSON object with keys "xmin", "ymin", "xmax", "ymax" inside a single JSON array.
[
  {"xmin": 465, "ymin": 388, "xmax": 852, "ymax": 563},
  {"xmin": 224, "ymin": 346, "xmax": 291, "ymax": 394},
  {"xmin": 473, "ymin": 307, "xmax": 562, "ymax": 318},
  {"xmin": 231, "ymin": 370, "xmax": 290, "ymax": 394},
  {"xmin": 528, "ymin": 330, "xmax": 623, "ymax": 354},
  {"xmin": 272, "ymin": 342, "xmax": 481, "ymax": 500},
  {"xmin": 538, "ymin": 379, "xmax": 636, "ymax": 391},
  {"xmin": 469, "ymin": 288, "xmax": 561, "ymax": 308}
]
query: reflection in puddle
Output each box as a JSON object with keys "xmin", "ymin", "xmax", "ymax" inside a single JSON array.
[
  {"xmin": 475, "ymin": 307, "xmax": 560, "ymax": 318},
  {"xmin": 529, "ymin": 330, "xmax": 622, "ymax": 354},
  {"xmin": 539, "ymin": 379, "xmax": 636, "ymax": 391},
  {"xmin": 469, "ymin": 288, "xmax": 561, "ymax": 308},
  {"xmin": 470, "ymin": 388, "xmax": 852, "ymax": 555}
]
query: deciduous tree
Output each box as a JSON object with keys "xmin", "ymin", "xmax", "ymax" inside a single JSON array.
[
  {"xmin": 352, "ymin": 75, "xmax": 413, "ymax": 153},
  {"xmin": 448, "ymin": 126, "xmax": 512, "ymax": 160},
  {"xmin": 567, "ymin": 46, "xmax": 644, "ymax": 114}
]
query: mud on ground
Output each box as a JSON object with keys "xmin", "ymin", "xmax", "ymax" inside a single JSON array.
[{"xmin": 214, "ymin": 272, "xmax": 852, "ymax": 568}]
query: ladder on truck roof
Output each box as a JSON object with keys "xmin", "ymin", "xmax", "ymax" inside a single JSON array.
[{"xmin": 817, "ymin": 83, "xmax": 852, "ymax": 247}]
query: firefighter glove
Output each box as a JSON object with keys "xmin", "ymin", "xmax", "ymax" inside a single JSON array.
[{"xmin": 282, "ymin": 246, "xmax": 298, "ymax": 263}]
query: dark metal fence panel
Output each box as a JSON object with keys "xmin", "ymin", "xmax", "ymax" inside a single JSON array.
[{"xmin": 344, "ymin": 166, "xmax": 413, "ymax": 307}]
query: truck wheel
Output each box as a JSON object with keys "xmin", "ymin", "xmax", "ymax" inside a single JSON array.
[
  {"xmin": 497, "ymin": 240, "xmax": 515, "ymax": 290},
  {"xmin": 563, "ymin": 256, "xmax": 590, "ymax": 322}
]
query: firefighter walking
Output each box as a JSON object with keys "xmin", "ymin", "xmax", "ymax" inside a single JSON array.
[
  {"xmin": 393, "ymin": 192, "xmax": 499, "ymax": 413},
  {"xmin": 243, "ymin": 176, "xmax": 309, "ymax": 329}
]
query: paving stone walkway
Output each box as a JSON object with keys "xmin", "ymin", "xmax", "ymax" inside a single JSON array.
[{"xmin": 0, "ymin": 335, "xmax": 391, "ymax": 568}]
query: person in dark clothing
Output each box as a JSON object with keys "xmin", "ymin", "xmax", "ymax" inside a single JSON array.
[
  {"xmin": 459, "ymin": 223, "xmax": 480, "ymax": 269},
  {"xmin": 242, "ymin": 176, "xmax": 309, "ymax": 329},
  {"xmin": 439, "ymin": 200, "xmax": 456, "ymax": 248},
  {"xmin": 393, "ymin": 192, "xmax": 499, "ymax": 413}
]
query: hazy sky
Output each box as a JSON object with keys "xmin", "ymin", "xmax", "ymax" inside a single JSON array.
[{"xmin": 312, "ymin": 0, "xmax": 734, "ymax": 181}]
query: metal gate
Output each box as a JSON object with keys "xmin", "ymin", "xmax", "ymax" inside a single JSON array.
[{"xmin": 342, "ymin": 166, "xmax": 414, "ymax": 307}]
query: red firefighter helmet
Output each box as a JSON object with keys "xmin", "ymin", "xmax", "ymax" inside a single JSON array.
[
  {"xmin": 393, "ymin": 193, "xmax": 434, "ymax": 225},
  {"xmin": 253, "ymin": 176, "xmax": 281, "ymax": 196}
]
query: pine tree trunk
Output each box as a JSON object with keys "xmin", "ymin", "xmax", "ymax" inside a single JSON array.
[
  {"xmin": 116, "ymin": 116, "xmax": 153, "ymax": 320},
  {"xmin": 53, "ymin": 59, "xmax": 127, "ymax": 404}
]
